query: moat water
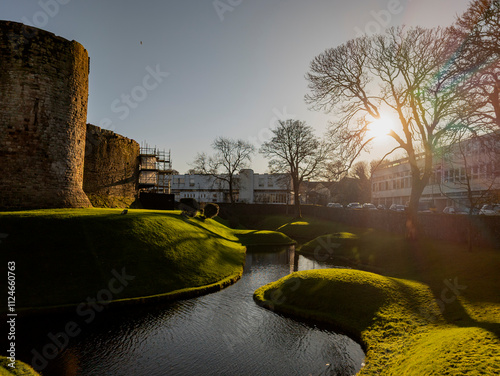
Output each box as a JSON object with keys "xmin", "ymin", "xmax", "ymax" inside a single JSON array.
[{"xmin": 18, "ymin": 247, "xmax": 365, "ymax": 376}]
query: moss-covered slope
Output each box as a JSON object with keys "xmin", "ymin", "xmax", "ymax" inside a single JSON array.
[
  {"xmin": 255, "ymin": 268, "xmax": 500, "ymax": 375},
  {"xmin": 0, "ymin": 208, "xmax": 292, "ymax": 311}
]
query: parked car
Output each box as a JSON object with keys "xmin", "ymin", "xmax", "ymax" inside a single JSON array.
[
  {"xmin": 362, "ymin": 203, "xmax": 378, "ymax": 210},
  {"xmin": 389, "ymin": 204, "xmax": 405, "ymax": 212},
  {"xmin": 377, "ymin": 204, "xmax": 387, "ymax": 210},
  {"xmin": 458, "ymin": 207, "xmax": 480, "ymax": 215},
  {"xmin": 479, "ymin": 204, "xmax": 500, "ymax": 216},
  {"xmin": 346, "ymin": 202, "xmax": 362, "ymax": 210},
  {"xmin": 327, "ymin": 202, "xmax": 343, "ymax": 208},
  {"xmin": 454, "ymin": 207, "xmax": 478, "ymax": 215},
  {"xmin": 442, "ymin": 206, "xmax": 456, "ymax": 214}
]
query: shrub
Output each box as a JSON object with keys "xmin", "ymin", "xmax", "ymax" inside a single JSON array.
[
  {"xmin": 179, "ymin": 198, "xmax": 199, "ymax": 217},
  {"xmin": 203, "ymin": 203, "xmax": 219, "ymax": 219},
  {"xmin": 179, "ymin": 198, "xmax": 200, "ymax": 210}
]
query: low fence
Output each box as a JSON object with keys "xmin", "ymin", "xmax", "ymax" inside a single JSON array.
[{"xmin": 217, "ymin": 203, "xmax": 500, "ymax": 248}]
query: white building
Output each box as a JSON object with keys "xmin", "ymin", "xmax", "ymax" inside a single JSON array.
[
  {"xmin": 372, "ymin": 134, "xmax": 500, "ymax": 211},
  {"xmin": 160, "ymin": 169, "xmax": 293, "ymax": 204}
]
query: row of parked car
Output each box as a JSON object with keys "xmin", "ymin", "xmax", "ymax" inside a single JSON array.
[
  {"xmin": 326, "ymin": 202, "xmax": 405, "ymax": 211},
  {"xmin": 327, "ymin": 202, "xmax": 500, "ymax": 215},
  {"xmin": 443, "ymin": 204, "xmax": 500, "ymax": 215}
]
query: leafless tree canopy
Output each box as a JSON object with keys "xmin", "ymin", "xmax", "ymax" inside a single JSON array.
[
  {"xmin": 260, "ymin": 119, "xmax": 328, "ymax": 216},
  {"xmin": 349, "ymin": 161, "xmax": 372, "ymax": 203},
  {"xmin": 192, "ymin": 137, "xmax": 255, "ymax": 203},
  {"xmin": 305, "ymin": 26, "xmax": 474, "ymax": 238},
  {"xmin": 455, "ymin": 0, "xmax": 500, "ymax": 55},
  {"xmin": 450, "ymin": 0, "xmax": 500, "ymax": 130}
]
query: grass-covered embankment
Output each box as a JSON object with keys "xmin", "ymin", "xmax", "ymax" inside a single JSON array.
[
  {"xmin": 254, "ymin": 216, "xmax": 500, "ymax": 375},
  {"xmin": 232, "ymin": 229, "xmax": 296, "ymax": 247},
  {"xmin": 247, "ymin": 214, "xmax": 342, "ymax": 240},
  {"xmin": 0, "ymin": 357, "xmax": 38, "ymax": 376},
  {"xmin": 0, "ymin": 208, "xmax": 292, "ymax": 312}
]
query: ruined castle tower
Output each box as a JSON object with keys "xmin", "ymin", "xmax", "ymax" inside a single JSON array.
[{"xmin": 0, "ymin": 21, "xmax": 91, "ymax": 209}]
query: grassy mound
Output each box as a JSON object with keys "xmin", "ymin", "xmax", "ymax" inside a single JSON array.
[
  {"xmin": 254, "ymin": 268, "xmax": 500, "ymax": 375},
  {"xmin": 276, "ymin": 217, "xmax": 346, "ymax": 241},
  {"xmin": 0, "ymin": 357, "xmax": 39, "ymax": 376},
  {"xmin": 0, "ymin": 208, "xmax": 292, "ymax": 312},
  {"xmin": 233, "ymin": 230, "xmax": 296, "ymax": 246},
  {"xmin": 299, "ymin": 232, "xmax": 360, "ymax": 263},
  {"xmin": 255, "ymin": 219, "xmax": 500, "ymax": 375}
]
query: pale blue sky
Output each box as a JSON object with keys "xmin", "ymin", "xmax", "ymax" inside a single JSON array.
[{"xmin": 1, "ymin": 0, "xmax": 470, "ymax": 173}]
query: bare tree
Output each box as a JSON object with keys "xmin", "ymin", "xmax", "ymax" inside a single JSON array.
[
  {"xmin": 260, "ymin": 119, "xmax": 328, "ymax": 217},
  {"xmin": 192, "ymin": 137, "xmax": 255, "ymax": 203},
  {"xmin": 350, "ymin": 161, "xmax": 371, "ymax": 204},
  {"xmin": 449, "ymin": 0, "xmax": 500, "ymax": 130},
  {"xmin": 455, "ymin": 0, "xmax": 500, "ymax": 56},
  {"xmin": 306, "ymin": 27, "xmax": 467, "ymax": 239}
]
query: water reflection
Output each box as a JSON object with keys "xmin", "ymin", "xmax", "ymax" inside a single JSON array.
[{"xmin": 18, "ymin": 247, "xmax": 364, "ymax": 376}]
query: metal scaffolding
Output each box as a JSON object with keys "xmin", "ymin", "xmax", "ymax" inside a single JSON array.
[{"xmin": 138, "ymin": 142, "xmax": 173, "ymax": 193}]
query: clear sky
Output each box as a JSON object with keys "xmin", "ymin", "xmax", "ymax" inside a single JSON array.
[{"xmin": 2, "ymin": 0, "xmax": 471, "ymax": 173}]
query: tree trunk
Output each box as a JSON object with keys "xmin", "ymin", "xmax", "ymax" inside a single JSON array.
[
  {"xmin": 293, "ymin": 177, "xmax": 302, "ymax": 218},
  {"xmin": 228, "ymin": 177, "xmax": 235, "ymax": 204},
  {"xmin": 406, "ymin": 177, "xmax": 426, "ymax": 241}
]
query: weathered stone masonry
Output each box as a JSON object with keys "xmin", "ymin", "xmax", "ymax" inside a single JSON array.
[
  {"xmin": 0, "ymin": 21, "xmax": 91, "ymax": 209},
  {"xmin": 83, "ymin": 124, "xmax": 140, "ymax": 208}
]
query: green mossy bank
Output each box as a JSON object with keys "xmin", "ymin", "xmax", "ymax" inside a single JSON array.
[
  {"xmin": 0, "ymin": 208, "xmax": 293, "ymax": 376},
  {"xmin": 0, "ymin": 208, "xmax": 293, "ymax": 313},
  {"xmin": 0, "ymin": 357, "xmax": 39, "ymax": 376},
  {"xmin": 254, "ymin": 217, "xmax": 500, "ymax": 375},
  {"xmin": 254, "ymin": 268, "xmax": 500, "ymax": 375}
]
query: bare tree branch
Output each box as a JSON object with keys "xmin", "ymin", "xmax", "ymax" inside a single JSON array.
[
  {"xmin": 305, "ymin": 26, "xmax": 471, "ymax": 239},
  {"xmin": 191, "ymin": 137, "xmax": 255, "ymax": 203},
  {"xmin": 260, "ymin": 119, "xmax": 328, "ymax": 217}
]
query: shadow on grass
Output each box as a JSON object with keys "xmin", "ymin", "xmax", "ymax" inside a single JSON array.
[
  {"xmin": 258, "ymin": 272, "xmax": 388, "ymax": 345},
  {"xmin": 402, "ymin": 240, "xmax": 500, "ymax": 340},
  {"xmin": 0, "ymin": 210, "xmax": 245, "ymax": 310}
]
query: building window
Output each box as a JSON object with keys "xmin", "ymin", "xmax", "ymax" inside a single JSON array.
[
  {"xmin": 479, "ymin": 163, "xmax": 487, "ymax": 178},
  {"xmin": 460, "ymin": 167, "xmax": 466, "ymax": 181},
  {"xmin": 472, "ymin": 165, "xmax": 479, "ymax": 180}
]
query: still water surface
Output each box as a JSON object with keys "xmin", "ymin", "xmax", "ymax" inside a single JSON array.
[{"xmin": 19, "ymin": 248, "xmax": 364, "ymax": 376}]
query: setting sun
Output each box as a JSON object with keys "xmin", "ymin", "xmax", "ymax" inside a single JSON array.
[{"xmin": 367, "ymin": 116, "xmax": 396, "ymax": 139}]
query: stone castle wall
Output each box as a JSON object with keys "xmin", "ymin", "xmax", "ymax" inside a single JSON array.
[
  {"xmin": 0, "ymin": 21, "xmax": 91, "ymax": 210},
  {"xmin": 83, "ymin": 124, "xmax": 140, "ymax": 208}
]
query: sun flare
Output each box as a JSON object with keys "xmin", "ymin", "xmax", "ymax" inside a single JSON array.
[{"xmin": 367, "ymin": 116, "xmax": 395, "ymax": 139}]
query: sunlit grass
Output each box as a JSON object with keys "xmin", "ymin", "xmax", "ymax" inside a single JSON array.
[
  {"xmin": 276, "ymin": 217, "xmax": 345, "ymax": 241},
  {"xmin": 0, "ymin": 357, "xmax": 38, "ymax": 376},
  {"xmin": 255, "ymin": 218, "xmax": 500, "ymax": 375},
  {"xmin": 0, "ymin": 208, "xmax": 293, "ymax": 311}
]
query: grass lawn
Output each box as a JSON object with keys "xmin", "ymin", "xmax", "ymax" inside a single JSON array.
[
  {"xmin": 254, "ymin": 217, "xmax": 500, "ymax": 375},
  {"xmin": 249, "ymin": 214, "xmax": 352, "ymax": 242},
  {"xmin": 0, "ymin": 208, "xmax": 293, "ymax": 376},
  {"xmin": 232, "ymin": 229, "xmax": 296, "ymax": 247},
  {"xmin": 0, "ymin": 357, "xmax": 38, "ymax": 376},
  {"xmin": 0, "ymin": 208, "xmax": 293, "ymax": 312}
]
